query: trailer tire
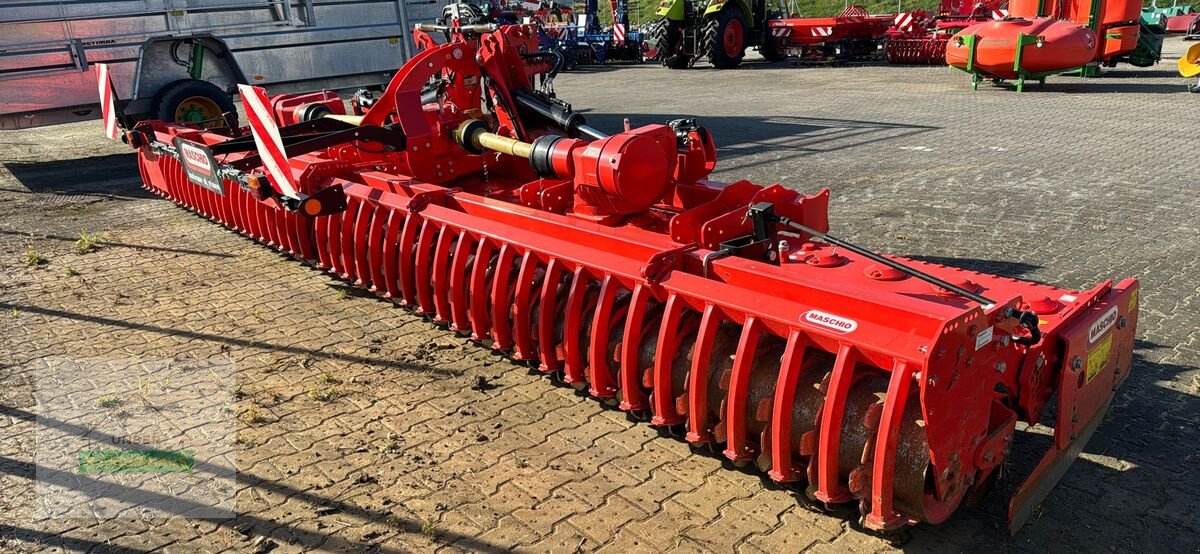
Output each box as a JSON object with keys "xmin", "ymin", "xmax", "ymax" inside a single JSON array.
[
  {"xmin": 153, "ymin": 79, "xmax": 236, "ymax": 129},
  {"xmin": 703, "ymin": 6, "xmax": 747, "ymax": 69},
  {"xmin": 759, "ymin": 15, "xmax": 787, "ymax": 63}
]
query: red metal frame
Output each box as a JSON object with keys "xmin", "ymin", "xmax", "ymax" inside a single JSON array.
[
  {"xmin": 766, "ymin": 5, "xmax": 893, "ymax": 61},
  {"xmin": 121, "ymin": 25, "xmax": 1139, "ymax": 533}
]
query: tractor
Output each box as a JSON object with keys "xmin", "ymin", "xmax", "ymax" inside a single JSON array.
[{"xmin": 647, "ymin": 0, "xmax": 785, "ymax": 68}]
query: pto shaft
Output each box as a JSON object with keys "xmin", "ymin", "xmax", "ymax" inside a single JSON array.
[{"xmin": 455, "ymin": 120, "xmax": 534, "ymax": 159}]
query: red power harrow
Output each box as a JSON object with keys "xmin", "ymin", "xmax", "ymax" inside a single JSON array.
[
  {"xmin": 885, "ymin": 0, "xmax": 1008, "ymax": 64},
  {"xmin": 99, "ymin": 24, "xmax": 1138, "ymax": 533}
]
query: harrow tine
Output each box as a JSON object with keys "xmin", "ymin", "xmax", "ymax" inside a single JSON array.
[
  {"xmin": 814, "ymin": 344, "xmax": 859, "ymax": 504},
  {"xmin": 352, "ymin": 201, "xmax": 376, "ymax": 286},
  {"xmin": 618, "ymin": 284, "xmax": 652, "ymax": 412},
  {"xmin": 537, "ymin": 258, "xmax": 569, "ymax": 373},
  {"xmin": 511, "ymin": 251, "xmax": 540, "ymax": 362},
  {"xmin": 413, "ymin": 219, "xmax": 438, "ymax": 315},
  {"xmin": 314, "ymin": 207, "xmax": 333, "ymax": 269},
  {"xmin": 587, "ymin": 274, "xmax": 620, "ymax": 399},
  {"xmin": 380, "ymin": 209, "xmax": 404, "ymax": 298},
  {"xmin": 280, "ymin": 205, "xmax": 297, "ymax": 253},
  {"xmin": 365, "ymin": 204, "xmax": 386, "ymax": 285},
  {"xmin": 227, "ymin": 186, "xmax": 244, "ymax": 233},
  {"xmin": 468, "ymin": 239, "xmax": 496, "ymax": 341},
  {"xmin": 283, "ymin": 209, "xmax": 300, "ymax": 256},
  {"xmin": 431, "ymin": 225, "xmax": 455, "ymax": 323},
  {"xmin": 723, "ymin": 318, "xmax": 763, "ymax": 462},
  {"xmin": 489, "ymin": 244, "xmax": 517, "ymax": 351},
  {"xmin": 238, "ymin": 191, "xmax": 253, "ymax": 237},
  {"xmin": 396, "ymin": 211, "xmax": 421, "ymax": 306},
  {"xmin": 296, "ymin": 210, "xmax": 316, "ymax": 262},
  {"xmin": 340, "ymin": 197, "xmax": 362, "ymax": 280},
  {"xmin": 270, "ymin": 202, "xmax": 285, "ymax": 248},
  {"xmin": 561, "ymin": 267, "xmax": 591, "ymax": 386},
  {"xmin": 768, "ymin": 330, "xmax": 809, "ymax": 482},
  {"xmin": 448, "ymin": 230, "xmax": 476, "ymax": 333},
  {"xmin": 866, "ymin": 361, "xmax": 917, "ymax": 530},
  {"xmin": 685, "ymin": 304, "xmax": 720, "ymax": 443},
  {"xmin": 650, "ymin": 293, "xmax": 687, "ymax": 426},
  {"xmin": 327, "ymin": 202, "xmax": 344, "ymax": 273}
]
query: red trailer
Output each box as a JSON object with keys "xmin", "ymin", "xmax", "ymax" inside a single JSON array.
[{"xmin": 765, "ymin": 6, "xmax": 893, "ymax": 62}]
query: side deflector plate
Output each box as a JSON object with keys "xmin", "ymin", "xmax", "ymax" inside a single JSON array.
[{"xmin": 1008, "ymin": 280, "xmax": 1138, "ymax": 534}]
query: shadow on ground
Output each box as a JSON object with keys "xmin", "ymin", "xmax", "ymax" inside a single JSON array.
[
  {"xmin": 576, "ymin": 112, "xmax": 938, "ymax": 172},
  {"xmin": 3, "ymin": 153, "xmax": 152, "ymax": 201}
]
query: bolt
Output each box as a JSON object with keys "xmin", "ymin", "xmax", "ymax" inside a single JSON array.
[
  {"xmin": 1035, "ymin": 354, "xmax": 1045, "ymax": 369},
  {"xmin": 1118, "ymin": 316, "xmax": 1127, "ymax": 329},
  {"xmin": 998, "ymin": 334, "xmax": 1011, "ymax": 347},
  {"xmin": 928, "ymin": 376, "xmax": 938, "ymax": 387},
  {"xmin": 996, "ymin": 361, "xmax": 1007, "ymax": 374},
  {"xmin": 1072, "ymin": 356, "xmax": 1082, "ymax": 370}
]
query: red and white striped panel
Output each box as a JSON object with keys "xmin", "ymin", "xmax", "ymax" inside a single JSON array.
[
  {"xmin": 238, "ymin": 84, "xmax": 300, "ymax": 199},
  {"xmin": 96, "ymin": 63, "xmax": 120, "ymax": 140},
  {"xmin": 770, "ymin": 27, "xmax": 793, "ymax": 37},
  {"xmin": 613, "ymin": 23, "xmax": 626, "ymax": 44},
  {"xmin": 893, "ymin": 12, "xmax": 915, "ymax": 31},
  {"xmin": 992, "ymin": 9, "xmax": 1009, "ymax": 19},
  {"xmin": 812, "ymin": 26, "xmax": 834, "ymax": 37}
]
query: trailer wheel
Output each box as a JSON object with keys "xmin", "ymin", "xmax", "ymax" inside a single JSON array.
[
  {"xmin": 759, "ymin": 15, "xmax": 787, "ymax": 63},
  {"xmin": 703, "ymin": 6, "xmax": 747, "ymax": 69},
  {"xmin": 153, "ymin": 79, "xmax": 236, "ymax": 129}
]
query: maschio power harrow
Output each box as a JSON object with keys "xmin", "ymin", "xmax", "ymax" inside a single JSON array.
[{"xmin": 98, "ymin": 24, "xmax": 1139, "ymax": 533}]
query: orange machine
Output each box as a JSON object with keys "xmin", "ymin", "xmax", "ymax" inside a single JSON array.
[{"xmin": 946, "ymin": 0, "xmax": 1160, "ymax": 90}]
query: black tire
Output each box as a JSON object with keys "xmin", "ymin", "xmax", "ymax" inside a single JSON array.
[
  {"xmin": 153, "ymin": 79, "xmax": 236, "ymax": 128},
  {"xmin": 703, "ymin": 6, "xmax": 747, "ymax": 69},
  {"xmin": 438, "ymin": 3, "xmax": 486, "ymax": 26},
  {"xmin": 652, "ymin": 18, "xmax": 692, "ymax": 69},
  {"xmin": 759, "ymin": 13, "xmax": 787, "ymax": 62}
]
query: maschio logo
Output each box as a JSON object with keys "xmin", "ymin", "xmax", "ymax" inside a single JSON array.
[
  {"xmin": 1087, "ymin": 306, "xmax": 1118, "ymax": 344},
  {"xmin": 803, "ymin": 310, "xmax": 858, "ymax": 334},
  {"xmin": 179, "ymin": 141, "xmax": 213, "ymax": 176}
]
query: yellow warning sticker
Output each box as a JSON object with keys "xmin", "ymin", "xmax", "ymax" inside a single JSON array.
[
  {"xmin": 1128, "ymin": 289, "xmax": 1139, "ymax": 314},
  {"xmin": 1086, "ymin": 333, "xmax": 1113, "ymax": 384}
]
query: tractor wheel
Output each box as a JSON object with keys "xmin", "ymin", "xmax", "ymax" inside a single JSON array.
[
  {"xmin": 703, "ymin": 6, "xmax": 748, "ymax": 69},
  {"xmin": 652, "ymin": 18, "xmax": 691, "ymax": 69},
  {"xmin": 153, "ymin": 79, "xmax": 236, "ymax": 129},
  {"xmin": 759, "ymin": 14, "xmax": 787, "ymax": 62},
  {"xmin": 438, "ymin": 3, "xmax": 486, "ymax": 26}
]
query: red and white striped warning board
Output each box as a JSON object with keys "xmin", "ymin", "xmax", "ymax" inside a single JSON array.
[
  {"xmin": 770, "ymin": 27, "xmax": 793, "ymax": 37},
  {"xmin": 992, "ymin": 9, "xmax": 1009, "ymax": 19},
  {"xmin": 613, "ymin": 22, "xmax": 626, "ymax": 44},
  {"xmin": 893, "ymin": 12, "xmax": 915, "ymax": 31},
  {"xmin": 96, "ymin": 63, "xmax": 120, "ymax": 140},
  {"xmin": 811, "ymin": 26, "xmax": 834, "ymax": 37},
  {"xmin": 238, "ymin": 84, "xmax": 300, "ymax": 199}
]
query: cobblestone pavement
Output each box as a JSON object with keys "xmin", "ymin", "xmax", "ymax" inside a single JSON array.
[{"xmin": 1, "ymin": 37, "xmax": 1198, "ymax": 553}]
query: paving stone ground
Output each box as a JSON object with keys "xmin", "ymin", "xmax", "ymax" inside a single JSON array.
[{"xmin": 1, "ymin": 38, "xmax": 1198, "ymax": 553}]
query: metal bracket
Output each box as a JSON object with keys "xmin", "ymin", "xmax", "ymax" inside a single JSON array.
[{"xmin": 641, "ymin": 243, "xmax": 699, "ymax": 285}]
